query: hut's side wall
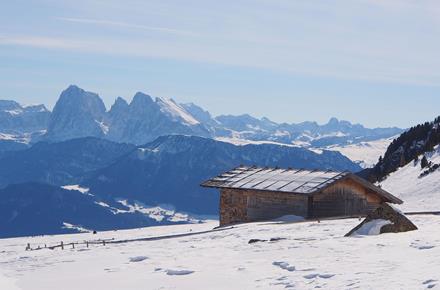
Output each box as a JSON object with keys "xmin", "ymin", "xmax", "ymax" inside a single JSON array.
[
  {"xmin": 312, "ymin": 178, "xmax": 383, "ymax": 218},
  {"xmin": 220, "ymin": 188, "xmax": 308, "ymax": 226}
]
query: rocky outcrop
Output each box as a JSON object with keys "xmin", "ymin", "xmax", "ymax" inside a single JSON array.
[
  {"xmin": 345, "ymin": 203, "xmax": 417, "ymax": 236},
  {"xmin": 45, "ymin": 85, "xmax": 107, "ymax": 141}
]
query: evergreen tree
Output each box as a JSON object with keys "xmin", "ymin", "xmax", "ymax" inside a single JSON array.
[{"xmin": 421, "ymin": 155, "xmax": 429, "ymax": 169}]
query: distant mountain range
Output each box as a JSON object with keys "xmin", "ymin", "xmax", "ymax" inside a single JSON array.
[
  {"xmin": 0, "ymin": 135, "xmax": 360, "ymax": 237},
  {"xmin": 1, "ymin": 85, "xmax": 402, "ymax": 148},
  {"xmin": 0, "ymin": 85, "xmax": 406, "ymax": 238}
]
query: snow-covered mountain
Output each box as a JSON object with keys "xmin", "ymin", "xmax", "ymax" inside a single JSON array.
[
  {"xmin": 1, "ymin": 85, "xmax": 402, "ymax": 149},
  {"xmin": 0, "ymin": 100, "xmax": 49, "ymax": 135},
  {"xmin": 0, "ymin": 100, "xmax": 49, "ymax": 152},
  {"xmin": 182, "ymin": 100, "xmax": 402, "ymax": 148},
  {"xmin": 213, "ymin": 115, "xmax": 401, "ymax": 148},
  {"xmin": 43, "ymin": 86, "xmax": 210, "ymax": 144},
  {"xmin": 106, "ymin": 92, "xmax": 210, "ymax": 144}
]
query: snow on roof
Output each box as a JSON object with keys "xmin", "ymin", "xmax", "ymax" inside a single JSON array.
[{"xmin": 202, "ymin": 166, "xmax": 403, "ymax": 204}]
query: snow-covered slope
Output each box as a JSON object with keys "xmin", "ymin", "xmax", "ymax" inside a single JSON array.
[
  {"xmin": 326, "ymin": 136, "xmax": 396, "ymax": 168},
  {"xmin": 156, "ymin": 97, "xmax": 200, "ymax": 126},
  {"xmin": 1, "ymin": 216, "xmax": 439, "ymax": 289},
  {"xmin": 380, "ymin": 146, "xmax": 440, "ymax": 212}
]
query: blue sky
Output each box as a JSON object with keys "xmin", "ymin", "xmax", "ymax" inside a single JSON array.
[{"xmin": 1, "ymin": 0, "xmax": 440, "ymax": 128}]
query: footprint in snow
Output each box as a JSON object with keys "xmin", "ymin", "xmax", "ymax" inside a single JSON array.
[
  {"xmin": 423, "ymin": 280, "xmax": 437, "ymax": 289},
  {"xmin": 272, "ymin": 261, "xmax": 295, "ymax": 272},
  {"xmin": 411, "ymin": 241, "xmax": 435, "ymax": 250},
  {"xmin": 129, "ymin": 256, "xmax": 148, "ymax": 262},
  {"xmin": 77, "ymin": 248, "xmax": 90, "ymax": 252},
  {"xmin": 165, "ymin": 269, "xmax": 194, "ymax": 275},
  {"xmin": 303, "ymin": 273, "xmax": 335, "ymax": 279}
]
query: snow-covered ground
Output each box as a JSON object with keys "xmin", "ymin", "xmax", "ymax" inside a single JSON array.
[
  {"xmin": 1, "ymin": 215, "xmax": 439, "ymax": 289},
  {"xmin": 326, "ymin": 136, "xmax": 395, "ymax": 168},
  {"xmin": 380, "ymin": 146, "xmax": 440, "ymax": 212},
  {"xmin": 0, "ymin": 133, "xmax": 30, "ymax": 144}
]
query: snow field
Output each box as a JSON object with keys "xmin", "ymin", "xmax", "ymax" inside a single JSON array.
[
  {"xmin": 1, "ymin": 216, "xmax": 439, "ymax": 289},
  {"xmin": 381, "ymin": 146, "xmax": 440, "ymax": 212}
]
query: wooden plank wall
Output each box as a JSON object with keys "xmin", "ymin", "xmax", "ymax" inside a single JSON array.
[
  {"xmin": 312, "ymin": 178, "xmax": 383, "ymax": 218},
  {"xmin": 220, "ymin": 188, "xmax": 308, "ymax": 226}
]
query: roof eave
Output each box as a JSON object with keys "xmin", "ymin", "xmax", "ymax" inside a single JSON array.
[{"xmin": 346, "ymin": 173, "xmax": 403, "ymax": 204}]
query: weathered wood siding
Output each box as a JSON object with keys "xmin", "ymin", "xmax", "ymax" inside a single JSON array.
[
  {"xmin": 311, "ymin": 178, "xmax": 383, "ymax": 218},
  {"xmin": 220, "ymin": 188, "xmax": 308, "ymax": 226},
  {"xmin": 218, "ymin": 178, "xmax": 388, "ymax": 226}
]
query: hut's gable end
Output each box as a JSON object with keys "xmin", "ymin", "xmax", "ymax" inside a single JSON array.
[
  {"xmin": 220, "ymin": 189, "xmax": 308, "ymax": 226},
  {"xmin": 220, "ymin": 189, "xmax": 248, "ymax": 226},
  {"xmin": 312, "ymin": 178, "xmax": 382, "ymax": 218}
]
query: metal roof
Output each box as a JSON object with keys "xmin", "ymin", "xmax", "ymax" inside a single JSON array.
[
  {"xmin": 201, "ymin": 166, "xmax": 349, "ymax": 195},
  {"xmin": 201, "ymin": 166, "xmax": 403, "ymax": 204}
]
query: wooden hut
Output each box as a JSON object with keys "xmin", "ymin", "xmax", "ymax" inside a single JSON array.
[{"xmin": 201, "ymin": 166, "xmax": 403, "ymax": 226}]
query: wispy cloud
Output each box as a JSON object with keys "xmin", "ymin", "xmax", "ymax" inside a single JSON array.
[
  {"xmin": 1, "ymin": 0, "xmax": 440, "ymax": 87},
  {"xmin": 1, "ymin": 33, "xmax": 439, "ymax": 88},
  {"xmin": 0, "ymin": 35, "xmax": 86, "ymax": 50},
  {"xmin": 57, "ymin": 17, "xmax": 197, "ymax": 36}
]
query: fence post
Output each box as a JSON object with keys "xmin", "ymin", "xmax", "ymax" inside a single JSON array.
[
  {"xmin": 103, "ymin": 240, "xmax": 106, "ymax": 246},
  {"xmin": 61, "ymin": 241, "xmax": 64, "ymax": 250},
  {"xmin": 86, "ymin": 241, "xmax": 89, "ymax": 248},
  {"xmin": 72, "ymin": 243, "xmax": 75, "ymax": 249},
  {"xmin": 26, "ymin": 243, "xmax": 30, "ymax": 251}
]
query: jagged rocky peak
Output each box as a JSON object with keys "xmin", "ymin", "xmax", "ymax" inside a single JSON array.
[
  {"xmin": 45, "ymin": 85, "xmax": 108, "ymax": 141},
  {"xmin": 108, "ymin": 97, "xmax": 129, "ymax": 117},
  {"xmin": 24, "ymin": 104, "xmax": 49, "ymax": 113},
  {"xmin": 323, "ymin": 117, "xmax": 347, "ymax": 130},
  {"xmin": 327, "ymin": 117, "xmax": 340, "ymax": 125},
  {"xmin": 131, "ymin": 92, "xmax": 155, "ymax": 106},
  {"xmin": 0, "ymin": 100, "xmax": 21, "ymax": 111},
  {"xmin": 57, "ymin": 85, "xmax": 106, "ymax": 111},
  {"xmin": 105, "ymin": 91, "xmax": 210, "ymax": 145},
  {"xmin": 112, "ymin": 96, "xmax": 129, "ymax": 108}
]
